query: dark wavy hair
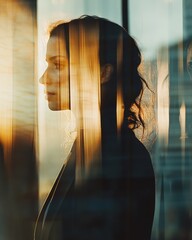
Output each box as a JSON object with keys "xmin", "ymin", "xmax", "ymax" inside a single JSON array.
[{"xmin": 50, "ymin": 15, "xmax": 148, "ymax": 130}]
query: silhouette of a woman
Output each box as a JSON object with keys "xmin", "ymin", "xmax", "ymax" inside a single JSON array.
[{"xmin": 35, "ymin": 16, "xmax": 155, "ymax": 240}]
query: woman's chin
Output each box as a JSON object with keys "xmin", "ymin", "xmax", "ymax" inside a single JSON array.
[
  {"xmin": 48, "ymin": 101, "xmax": 68, "ymax": 111},
  {"xmin": 48, "ymin": 101, "xmax": 61, "ymax": 111}
]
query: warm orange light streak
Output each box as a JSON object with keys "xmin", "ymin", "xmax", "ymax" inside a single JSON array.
[
  {"xmin": 179, "ymin": 101, "xmax": 186, "ymax": 174},
  {"xmin": 116, "ymin": 33, "xmax": 124, "ymax": 136},
  {"xmin": 179, "ymin": 101, "xmax": 186, "ymax": 179},
  {"xmin": 179, "ymin": 101, "xmax": 186, "ymax": 140},
  {"xmin": 0, "ymin": 0, "xmax": 37, "ymax": 173},
  {"xmin": 0, "ymin": 72, "xmax": 13, "ymax": 165},
  {"xmin": 69, "ymin": 22, "xmax": 101, "ymax": 183},
  {"xmin": 157, "ymin": 50, "xmax": 170, "ymax": 146},
  {"xmin": 0, "ymin": 0, "xmax": 13, "ymax": 170}
]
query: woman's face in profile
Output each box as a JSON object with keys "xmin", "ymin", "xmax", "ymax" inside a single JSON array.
[
  {"xmin": 40, "ymin": 36, "xmax": 70, "ymax": 110},
  {"xmin": 40, "ymin": 28, "xmax": 114, "ymax": 111}
]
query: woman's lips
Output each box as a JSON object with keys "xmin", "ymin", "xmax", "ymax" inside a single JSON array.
[
  {"xmin": 47, "ymin": 91, "xmax": 56, "ymax": 95},
  {"xmin": 45, "ymin": 92, "xmax": 57, "ymax": 100}
]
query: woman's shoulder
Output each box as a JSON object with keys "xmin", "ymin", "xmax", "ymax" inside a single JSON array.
[{"xmin": 122, "ymin": 128, "xmax": 154, "ymax": 179}]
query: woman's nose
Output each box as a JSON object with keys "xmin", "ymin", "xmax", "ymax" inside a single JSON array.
[{"xmin": 39, "ymin": 71, "xmax": 46, "ymax": 84}]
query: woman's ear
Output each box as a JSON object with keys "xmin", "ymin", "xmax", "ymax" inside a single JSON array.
[{"xmin": 101, "ymin": 64, "xmax": 114, "ymax": 84}]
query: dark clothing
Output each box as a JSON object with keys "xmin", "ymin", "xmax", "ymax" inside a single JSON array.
[{"xmin": 34, "ymin": 130, "xmax": 155, "ymax": 240}]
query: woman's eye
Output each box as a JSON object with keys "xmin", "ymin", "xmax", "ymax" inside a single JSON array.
[
  {"xmin": 47, "ymin": 60, "xmax": 66, "ymax": 70},
  {"xmin": 54, "ymin": 62, "xmax": 65, "ymax": 69}
]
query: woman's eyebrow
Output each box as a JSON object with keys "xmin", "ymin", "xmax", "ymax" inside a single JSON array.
[{"xmin": 46, "ymin": 56, "xmax": 67, "ymax": 62}]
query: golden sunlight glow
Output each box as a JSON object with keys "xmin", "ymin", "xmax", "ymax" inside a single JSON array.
[
  {"xmin": 179, "ymin": 101, "xmax": 186, "ymax": 140},
  {"xmin": 0, "ymin": 78, "xmax": 13, "ymax": 169},
  {"xmin": 0, "ymin": 0, "xmax": 13, "ymax": 169},
  {"xmin": 0, "ymin": 0, "xmax": 37, "ymax": 172},
  {"xmin": 157, "ymin": 49, "xmax": 170, "ymax": 145},
  {"xmin": 69, "ymin": 21, "xmax": 101, "ymax": 182},
  {"xmin": 116, "ymin": 33, "xmax": 124, "ymax": 135},
  {"xmin": 179, "ymin": 101, "xmax": 186, "ymax": 165},
  {"xmin": 158, "ymin": 79, "xmax": 169, "ymax": 145}
]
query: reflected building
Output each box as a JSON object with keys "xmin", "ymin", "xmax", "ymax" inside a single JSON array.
[
  {"xmin": 183, "ymin": 0, "xmax": 192, "ymax": 40},
  {"xmin": 153, "ymin": 1, "xmax": 192, "ymax": 239}
]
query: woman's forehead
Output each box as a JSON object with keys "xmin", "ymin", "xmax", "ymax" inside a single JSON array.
[{"xmin": 46, "ymin": 36, "xmax": 67, "ymax": 59}]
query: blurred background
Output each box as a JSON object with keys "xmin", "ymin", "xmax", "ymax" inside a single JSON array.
[{"xmin": 0, "ymin": 0, "xmax": 192, "ymax": 239}]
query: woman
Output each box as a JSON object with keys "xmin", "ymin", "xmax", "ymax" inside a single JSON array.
[{"xmin": 34, "ymin": 16, "xmax": 155, "ymax": 240}]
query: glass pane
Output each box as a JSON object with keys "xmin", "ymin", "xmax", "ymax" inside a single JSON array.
[{"xmin": 129, "ymin": 0, "xmax": 192, "ymax": 239}]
